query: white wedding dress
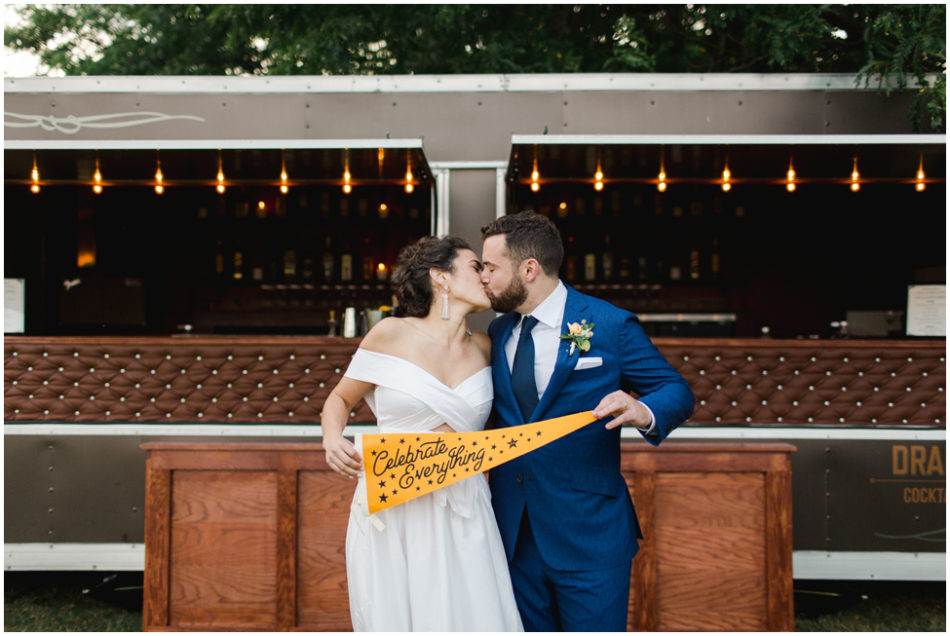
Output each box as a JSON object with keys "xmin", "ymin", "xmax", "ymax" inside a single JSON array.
[{"xmin": 343, "ymin": 348, "xmax": 524, "ymax": 632}]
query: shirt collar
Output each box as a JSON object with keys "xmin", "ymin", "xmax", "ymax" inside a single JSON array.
[{"xmin": 527, "ymin": 280, "xmax": 567, "ymax": 330}]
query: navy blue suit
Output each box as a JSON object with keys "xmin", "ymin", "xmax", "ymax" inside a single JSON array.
[{"xmin": 488, "ymin": 284, "xmax": 694, "ymax": 630}]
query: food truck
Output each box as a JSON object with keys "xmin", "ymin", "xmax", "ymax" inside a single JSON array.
[{"xmin": 4, "ymin": 73, "xmax": 945, "ymax": 580}]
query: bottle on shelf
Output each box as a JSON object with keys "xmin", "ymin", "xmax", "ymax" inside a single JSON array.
[
  {"xmin": 321, "ymin": 235, "xmax": 335, "ymax": 283},
  {"xmin": 583, "ymin": 252, "xmax": 597, "ymax": 282},
  {"xmin": 601, "ymin": 234, "xmax": 614, "ymax": 282},
  {"xmin": 689, "ymin": 248, "xmax": 701, "ymax": 281},
  {"xmin": 283, "ymin": 249, "xmax": 297, "ymax": 280}
]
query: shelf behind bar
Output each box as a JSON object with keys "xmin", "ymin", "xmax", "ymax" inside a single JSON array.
[{"xmin": 638, "ymin": 313, "xmax": 737, "ymax": 323}]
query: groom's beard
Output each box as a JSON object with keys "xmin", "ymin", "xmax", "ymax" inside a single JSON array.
[{"xmin": 486, "ymin": 276, "xmax": 528, "ymax": 313}]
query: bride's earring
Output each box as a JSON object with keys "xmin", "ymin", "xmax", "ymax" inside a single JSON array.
[{"xmin": 441, "ymin": 285, "xmax": 450, "ymax": 320}]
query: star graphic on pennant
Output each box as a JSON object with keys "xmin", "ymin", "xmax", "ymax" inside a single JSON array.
[
  {"xmin": 390, "ymin": 473, "xmax": 396, "ymax": 479},
  {"xmin": 379, "ymin": 493, "xmax": 388, "ymax": 503},
  {"xmin": 472, "ymin": 441, "xmax": 478, "ymax": 446},
  {"xmin": 371, "ymin": 450, "xmax": 377, "ymax": 456},
  {"xmin": 508, "ymin": 439, "xmax": 518, "ymax": 448},
  {"xmin": 380, "ymin": 438, "xmax": 386, "ymax": 444},
  {"xmin": 392, "ymin": 489, "xmax": 397, "ymax": 495},
  {"xmin": 536, "ymin": 431, "xmax": 542, "ymax": 436},
  {"xmin": 399, "ymin": 439, "xmax": 405, "ymax": 444},
  {"xmin": 378, "ymin": 480, "xmax": 386, "ymax": 488},
  {"xmin": 428, "ymin": 479, "xmax": 434, "ymax": 485},
  {"xmin": 416, "ymin": 486, "xmax": 421, "ymax": 491},
  {"xmin": 491, "ymin": 445, "xmax": 496, "ymax": 450},
  {"xmin": 519, "ymin": 432, "xmax": 524, "ymax": 437}
]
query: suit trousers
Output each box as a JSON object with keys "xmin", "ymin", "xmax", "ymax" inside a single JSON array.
[{"xmin": 510, "ymin": 511, "xmax": 632, "ymax": 632}]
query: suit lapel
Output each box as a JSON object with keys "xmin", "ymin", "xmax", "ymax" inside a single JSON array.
[{"xmin": 531, "ymin": 286, "xmax": 588, "ymax": 421}]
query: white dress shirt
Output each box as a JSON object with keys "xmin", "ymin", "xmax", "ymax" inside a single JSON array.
[
  {"xmin": 504, "ymin": 281, "xmax": 568, "ymax": 398},
  {"xmin": 504, "ymin": 280, "xmax": 656, "ymax": 431}
]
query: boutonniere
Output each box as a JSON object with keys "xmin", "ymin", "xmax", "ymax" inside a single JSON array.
[{"xmin": 560, "ymin": 319, "xmax": 594, "ymax": 356}]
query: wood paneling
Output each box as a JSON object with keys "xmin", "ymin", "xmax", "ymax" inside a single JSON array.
[
  {"xmin": 169, "ymin": 471, "xmax": 278, "ymax": 628},
  {"xmin": 143, "ymin": 441, "xmax": 794, "ymax": 632}
]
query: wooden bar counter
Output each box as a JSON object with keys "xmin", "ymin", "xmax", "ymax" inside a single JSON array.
[{"xmin": 142, "ymin": 440, "xmax": 795, "ymax": 632}]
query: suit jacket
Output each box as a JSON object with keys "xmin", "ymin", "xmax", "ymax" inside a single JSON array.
[{"xmin": 488, "ymin": 284, "xmax": 694, "ymax": 571}]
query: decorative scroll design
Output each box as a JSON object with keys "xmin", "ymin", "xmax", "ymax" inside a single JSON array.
[{"xmin": 4, "ymin": 111, "xmax": 205, "ymax": 134}]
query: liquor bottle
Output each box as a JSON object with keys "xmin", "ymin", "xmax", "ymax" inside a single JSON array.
[
  {"xmin": 601, "ymin": 234, "xmax": 614, "ymax": 281},
  {"xmin": 232, "ymin": 245, "xmax": 245, "ymax": 281},
  {"xmin": 340, "ymin": 197, "xmax": 350, "ymax": 218},
  {"xmin": 583, "ymin": 253, "xmax": 597, "ymax": 282},
  {"xmin": 618, "ymin": 256, "xmax": 632, "ymax": 282},
  {"xmin": 301, "ymin": 256, "xmax": 314, "ymax": 282},
  {"xmin": 636, "ymin": 255, "xmax": 649, "ymax": 283},
  {"xmin": 592, "ymin": 196, "xmax": 603, "ymax": 216},
  {"xmin": 283, "ymin": 249, "xmax": 297, "ymax": 280},
  {"xmin": 563, "ymin": 233, "xmax": 578, "ymax": 282},
  {"xmin": 710, "ymin": 238, "xmax": 721, "ymax": 281},
  {"xmin": 689, "ymin": 249, "xmax": 701, "ymax": 280},
  {"xmin": 357, "ymin": 197, "xmax": 369, "ymax": 218},
  {"xmin": 214, "ymin": 240, "xmax": 225, "ymax": 278},
  {"xmin": 321, "ymin": 236, "xmax": 335, "ymax": 282},
  {"xmin": 362, "ymin": 256, "xmax": 374, "ymax": 282},
  {"xmin": 610, "ymin": 191, "xmax": 622, "ymax": 216},
  {"xmin": 341, "ymin": 253, "xmax": 353, "ymax": 282}
]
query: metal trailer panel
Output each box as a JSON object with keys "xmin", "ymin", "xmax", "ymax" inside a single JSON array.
[{"xmin": 4, "ymin": 428, "xmax": 944, "ymax": 579}]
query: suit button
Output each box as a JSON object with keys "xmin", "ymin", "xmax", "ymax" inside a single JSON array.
[{"xmin": 516, "ymin": 474, "xmax": 524, "ymax": 484}]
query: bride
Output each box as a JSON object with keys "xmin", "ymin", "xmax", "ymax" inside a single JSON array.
[{"xmin": 322, "ymin": 235, "xmax": 524, "ymax": 632}]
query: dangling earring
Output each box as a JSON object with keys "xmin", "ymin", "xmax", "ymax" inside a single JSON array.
[{"xmin": 441, "ymin": 285, "xmax": 450, "ymax": 320}]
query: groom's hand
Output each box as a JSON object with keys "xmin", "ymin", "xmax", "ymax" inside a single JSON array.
[{"xmin": 593, "ymin": 390, "xmax": 652, "ymax": 431}]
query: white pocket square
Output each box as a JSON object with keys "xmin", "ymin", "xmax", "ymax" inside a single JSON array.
[{"xmin": 574, "ymin": 356, "xmax": 603, "ymax": 370}]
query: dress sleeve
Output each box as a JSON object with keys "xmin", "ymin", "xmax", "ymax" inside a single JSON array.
[{"xmin": 343, "ymin": 348, "xmax": 382, "ymax": 385}]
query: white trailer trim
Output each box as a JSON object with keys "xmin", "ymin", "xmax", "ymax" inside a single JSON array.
[
  {"xmin": 793, "ymin": 551, "xmax": 946, "ymax": 581},
  {"xmin": 4, "ymin": 73, "xmax": 932, "ymax": 94},
  {"xmin": 511, "ymin": 133, "xmax": 947, "ymax": 146},
  {"xmin": 4, "ymin": 138, "xmax": 425, "ymax": 150}
]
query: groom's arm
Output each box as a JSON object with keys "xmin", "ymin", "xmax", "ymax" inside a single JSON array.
[{"xmin": 615, "ymin": 315, "xmax": 694, "ymax": 445}]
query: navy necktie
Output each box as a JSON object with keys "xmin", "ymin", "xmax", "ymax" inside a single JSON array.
[{"xmin": 511, "ymin": 315, "xmax": 540, "ymax": 421}]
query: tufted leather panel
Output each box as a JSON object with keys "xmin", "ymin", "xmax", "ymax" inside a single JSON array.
[{"xmin": 4, "ymin": 336, "xmax": 945, "ymax": 427}]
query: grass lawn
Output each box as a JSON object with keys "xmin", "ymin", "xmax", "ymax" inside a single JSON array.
[{"xmin": 4, "ymin": 572, "xmax": 946, "ymax": 631}]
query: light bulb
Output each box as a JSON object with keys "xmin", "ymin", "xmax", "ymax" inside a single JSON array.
[
  {"xmin": 594, "ymin": 169, "xmax": 603, "ymax": 181},
  {"xmin": 405, "ymin": 183, "xmax": 414, "ymax": 194},
  {"xmin": 530, "ymin": 182, "xmax": 540, "ymax": 192},
  {"xmin": 154, "ymin": 163, "xmax": 164, "ymax": 194},
  {"xmin": 657, "ymin": 181, "xmax": 667, "ymax": 192},
  {"xmin": 531, "ymin": 169, "xmax": 539, "ymax": 181},
  {"xmin": 280, "ymin": 165, "xmax": 289, "ymax": 194},
  {"xmin": 721, "ymin": 182, "xmax": 731, "ymax": 192},
  {"xmin": 594, "ymin": 181, "xmax": 604, "ymax": 191},
  {"xmin": 30, "ymin": 157, "xmax": 40, "ymax": 193},
  {"xmin": 343, "ymin": 183, "xmax": 352, "ymax": 194},
  {"xmin": 916, "ymin": 158, "xmax": 926, "ymax": 191},
  {"xmin": 786, "ymin": 182, "xmax": 796, "ymax": 192},
  {"xmin": 93, "ymin": 158, "xmax": 103, "ymax": 194},
  {"xmin": 850, "ymin": 157, "xmax": 860, "ymax": 191}
]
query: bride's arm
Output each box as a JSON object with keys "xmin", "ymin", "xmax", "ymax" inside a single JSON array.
[{"xmin": 322, "ymin": 377, "xmax": 373, "ymax": 478}]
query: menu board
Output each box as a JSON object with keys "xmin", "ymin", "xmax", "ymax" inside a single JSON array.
[
  {"xmin": 4, "ymin": 278, "xmax": 25, "ymax": 333},
  {"xmin": 906, "ymin": 285, "xmax": 945, "ymax": 337}
]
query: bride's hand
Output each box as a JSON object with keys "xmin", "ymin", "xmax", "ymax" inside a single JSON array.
[{"xmin": 324, "ymin": 434, "xmax": 363, "ymax": 478}]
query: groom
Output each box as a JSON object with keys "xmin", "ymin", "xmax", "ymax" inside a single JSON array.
[{"xmin": 480, "ymin": 211, "xmax": 694, "ymax": 631}]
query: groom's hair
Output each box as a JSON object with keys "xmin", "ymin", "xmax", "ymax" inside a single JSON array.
[
  {"xmin": 392, "ymin": 235, "xmax": 471, "ymax": 317},
  {"xmin": 481, "ymin": 210, "xmax": 563, "ymax": 276}
]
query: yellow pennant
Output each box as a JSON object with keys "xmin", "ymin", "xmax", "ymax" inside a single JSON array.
[{"xmin": 362, "ymin": 411, "xmax": 596, "ymax": 514}]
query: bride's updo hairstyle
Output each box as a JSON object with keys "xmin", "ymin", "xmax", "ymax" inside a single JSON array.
[{"xmin": 392, "ymin": 235, "xmax": 471, "ymax": 317}]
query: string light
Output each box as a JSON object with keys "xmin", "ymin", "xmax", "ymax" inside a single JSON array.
[
  {"xmin": 915, "ymin": 155, "xmax": 926, "ymax": 192},
  {"xmin": 216, "ymin": 151, "xmax": 226, "ymax": 194},
  {"xmin": 405, "ymin": 153, "xmax": 414, "ymax": 194},
  {"xmin": 154, "ymin": 151, "xmax": 164, "ymax": 194},
  {"xmin": 593, "ymin": 162, "xmax": 604, "ymax": 191},
  {"xmin": 657, "ymin": 154, "xmax": 667, "ymax": 192},
  {"xmin": 721, "ymin": 158, "xmax": 731, "ymax": 192},
  {"xmin": 343, "ymin": 149, "xmax": 352, "ymax": 194},
  {"xmin": 30, "ymin": 152, "xmax": 40, "ymax": 193},
  {"xmin": 279, "ymin": 153, "xmax": 289, "ymax": 194},
  {"xmin": 850, "ymin": 156, "xmax": 860, "ymax": 192},
  {"xmin": 530, "ymin": 157, "xmax": 540, "ymax": 192},
  {"xmin": 92, "ymin": 156, "xmax": 103, "ymax": 194},
  {"xmin": 786, "ymin": 157, "xmax": 796, "ymax": 192}
]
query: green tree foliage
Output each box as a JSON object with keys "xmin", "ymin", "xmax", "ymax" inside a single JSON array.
[{"xmin": 5, "ymin": 4, "xmax": 945, "ymax": 129}]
